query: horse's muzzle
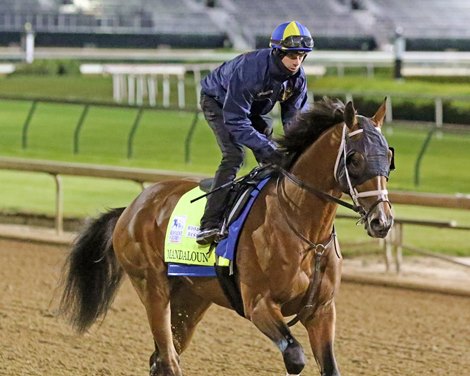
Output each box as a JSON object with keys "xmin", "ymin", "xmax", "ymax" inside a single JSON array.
[{"xmin": 365, "ymin": 202, "xmax": 394, "ymax": 238}]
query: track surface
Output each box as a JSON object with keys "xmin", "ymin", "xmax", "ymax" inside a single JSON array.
[{"xmin": 0, "ymin": 239, "xmax": 469, "ymax": 376}]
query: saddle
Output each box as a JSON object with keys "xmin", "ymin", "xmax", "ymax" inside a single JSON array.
[{"xmin": 198, "ymin": 165, "xmax": 275, "ymax": 242}]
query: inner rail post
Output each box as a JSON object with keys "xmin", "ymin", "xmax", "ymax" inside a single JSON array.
[{"xmin": 51, "ymin": 173, "xmax": 63, "ymax": 235}]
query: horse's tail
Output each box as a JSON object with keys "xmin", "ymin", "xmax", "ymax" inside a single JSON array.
[{"xmin": 59, "ymin": 207, "xmax": 126, "ymax": 333}]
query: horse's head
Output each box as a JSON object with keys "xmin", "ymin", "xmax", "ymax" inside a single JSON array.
[{"xmin": 334, "ymin": 99, "xmax": 394, "ymax": 238}]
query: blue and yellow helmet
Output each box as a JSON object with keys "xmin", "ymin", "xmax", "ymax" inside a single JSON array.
[{"xmin": 269, "ymin": 21, "xmax": 314, "ymax": 53}]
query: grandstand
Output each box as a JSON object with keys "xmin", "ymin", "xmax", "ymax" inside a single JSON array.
[
  {"xmin": 0, "ymin": 0, "xmax": 469, "ymax": 51},
  {"xmin": 369, "ymin": 0, "xmax": 470, "ymax": 51},
  {"xmin": 227, "ymin": 0, "xmax": 376, "ymax": 50}
]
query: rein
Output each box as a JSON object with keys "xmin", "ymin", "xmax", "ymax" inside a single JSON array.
[{"xmin": 276, "ymin": 166, "xmax": 361, "ymax": 214}]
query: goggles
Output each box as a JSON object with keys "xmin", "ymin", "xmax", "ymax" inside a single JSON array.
[{"xmin": 281, "ymin": 35, "xmax": 314, "ymax": 49}]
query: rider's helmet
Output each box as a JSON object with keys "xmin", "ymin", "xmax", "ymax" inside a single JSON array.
[{"xmin": 269, "ymin": 21, "xmax": 314, "ymax": 53}]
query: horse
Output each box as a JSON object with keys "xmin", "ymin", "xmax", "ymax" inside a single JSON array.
[{"xmin": 59, "ymin": 97, "xmax": 394, "ymax": 376}]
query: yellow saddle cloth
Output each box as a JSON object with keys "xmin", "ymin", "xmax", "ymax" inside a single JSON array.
[{"xmin": 164, "ymin": 186, "xmax": 229, "ymax": 270}]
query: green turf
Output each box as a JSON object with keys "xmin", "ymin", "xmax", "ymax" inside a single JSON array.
[
  {"xmin": 335, "ymin": 204, "xmax": 470, "ymax": 257},
  {"xmin": 311, "ymin": 75, "xmax": 470, "ymax": 97},
  {"xmin": 0, "ymin": 170, "xmax": 141, "ymax": 217},
  {"xmin": 383, "ymin": 125, "xmax": 470, "ymax": 193},
  {"xmin": 0, "ymin": 99, "xmax": 260, "ymax": 173},
  {"xmin": 0, "ymin": 75, "xmax": 114, "ymax": 102}
]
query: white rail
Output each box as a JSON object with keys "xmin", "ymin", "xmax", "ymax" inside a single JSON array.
[{"xmin": 0, "ymin": 157, "xmax": 208, "ymax": 234}]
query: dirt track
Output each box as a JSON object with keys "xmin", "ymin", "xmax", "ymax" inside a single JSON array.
[{"xmin": 0, "ymin": 239, "xmax": 469, "ymax": 376}]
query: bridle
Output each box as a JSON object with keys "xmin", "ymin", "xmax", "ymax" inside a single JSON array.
[
  {"xmin": 276, "ymin": 122, "xmax": 392, "ymax": 232},
  {"xmin": 333, "ymin": 122, "xmax": 392, "ymax": 223}
]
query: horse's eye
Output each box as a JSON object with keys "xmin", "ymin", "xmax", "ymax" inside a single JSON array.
[{"xmin": 346, "ymin": 152, "xmax": 365, "ymax": 175}]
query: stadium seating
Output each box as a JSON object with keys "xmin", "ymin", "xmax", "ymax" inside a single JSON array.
[
  {"xmin": 0, "ymin": 0, "xmax": 227, "ymax": 48},
  {"xmin": 369, "ymin": 0, "xmax": 470, "ymax": 50},
  {"xmin": 227, "ymin": 0, "xmax": 376, "ymax": 50},
  {"xmin": 0, "ymin": 0, "xmax": 469, "ymax": 50}
]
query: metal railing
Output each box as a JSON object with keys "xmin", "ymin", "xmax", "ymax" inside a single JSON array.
[
  {"xmin": 0, "ymin": 156, "xmax": 208, "ymax": 234},
  {"xmin": 0, "ymin": 95, "xmax": 201, "ymax": 163}
]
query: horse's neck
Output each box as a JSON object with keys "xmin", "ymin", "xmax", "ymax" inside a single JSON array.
[
  {"xmin": 291, "ymin": 123, "xmax": 342, "ymax": 190},
  {"xmin": 286, "ymin": 124, "xmax": 343, "ymax": 241}
]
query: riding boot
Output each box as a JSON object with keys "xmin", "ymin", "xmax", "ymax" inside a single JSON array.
[{"xmin": 196, "ymin": 183, "xmax": 231, "ymax": 245}]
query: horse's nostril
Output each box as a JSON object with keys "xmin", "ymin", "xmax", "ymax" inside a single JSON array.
[
  {"xmin": 370, "ymin": 217, "xmax": 392, "ymax": 235},
  {"xmin": 370, "ymin": 218, "xmax": 385, "ymax": 231}
]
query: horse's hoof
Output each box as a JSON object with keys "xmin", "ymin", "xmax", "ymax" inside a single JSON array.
[
  {"xmin": 149, "ymin": 363, "xmax": 158, "ymax": 376},
  {"xmin": 283, "ymin": 343, "xmax": 305, "ymax": 375}
]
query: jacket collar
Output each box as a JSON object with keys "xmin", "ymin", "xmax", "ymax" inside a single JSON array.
[{"xmin": 269, "ymin": 49, "xmax": 298, "ymax": 81}]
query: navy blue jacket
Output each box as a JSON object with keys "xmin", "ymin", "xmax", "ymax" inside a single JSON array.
[{"xmin": 200, "ymin": 48, "xmax": 309, "ymax": 160}]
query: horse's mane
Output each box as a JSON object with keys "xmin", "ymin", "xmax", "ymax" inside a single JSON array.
[{"xmin": 276, "ymin": 97, "xmax": 345, "ymax": 160}]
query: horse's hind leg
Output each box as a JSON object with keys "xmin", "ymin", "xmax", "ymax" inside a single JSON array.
[
  {"xmin": 303, "ymin": 302, "xmax": 340, "ymax": 376},
  {"xmin": 133, "ymin": 272, "xmax": 182, "ymax": 376},
  {"xmin": 249, "ymin": 297, "xmax": 306, "ymax": 375},
  {"xmin": 119, "ymin": 249, "xmax": 182, "ymax": 376},
  {"xmin": 149, "ymin": 279, "xmax": 212, "ymax": 376},
  {"xmin": 169, "ymin": 279, "xmax": 212, "ymax": 353}
]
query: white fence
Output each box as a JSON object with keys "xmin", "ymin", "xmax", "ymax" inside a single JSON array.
[
  {"xmin": 0, "ymin": 157, "xmax": 208, "ymax": 235},
  {"xmin": 80, "ymin": 63, "xmax": 219, "ymax": 108}
]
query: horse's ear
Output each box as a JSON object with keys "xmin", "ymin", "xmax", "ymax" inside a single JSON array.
[
  {"xmin": 372, "ymin": 97, "xmax": 387, "ymax": 128},
  {"xmin": 344, "ymin": 101, "xmax": 356, "ymax": 129}
]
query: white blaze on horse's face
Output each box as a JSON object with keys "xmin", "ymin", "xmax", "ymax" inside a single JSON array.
[{"xmin": 355, "ymin": 176, "xmax": 394, "ymax": 238}]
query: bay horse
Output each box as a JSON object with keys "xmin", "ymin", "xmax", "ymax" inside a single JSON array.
[{"xmin": 59, "ymin": 97, "xmax": 394, "ymax": 376}]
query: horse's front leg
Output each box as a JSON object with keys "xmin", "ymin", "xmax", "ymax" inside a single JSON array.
[
  {"xmin": 248, "ymin": 297, "xmax": 306, "ymax": 375},
  {"xmin": 302, "ymin": 301, "xmax": 340, "ymax": 376}
]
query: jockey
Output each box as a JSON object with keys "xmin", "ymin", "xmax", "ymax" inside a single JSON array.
[{"xmin": 196, "ymin": 20, "xmax": 314, "ymax": 245}]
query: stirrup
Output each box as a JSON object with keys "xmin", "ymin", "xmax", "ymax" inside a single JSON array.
[{"xmin": 196, "ymin": 228, "xmax": 220, "ymax": 245}]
